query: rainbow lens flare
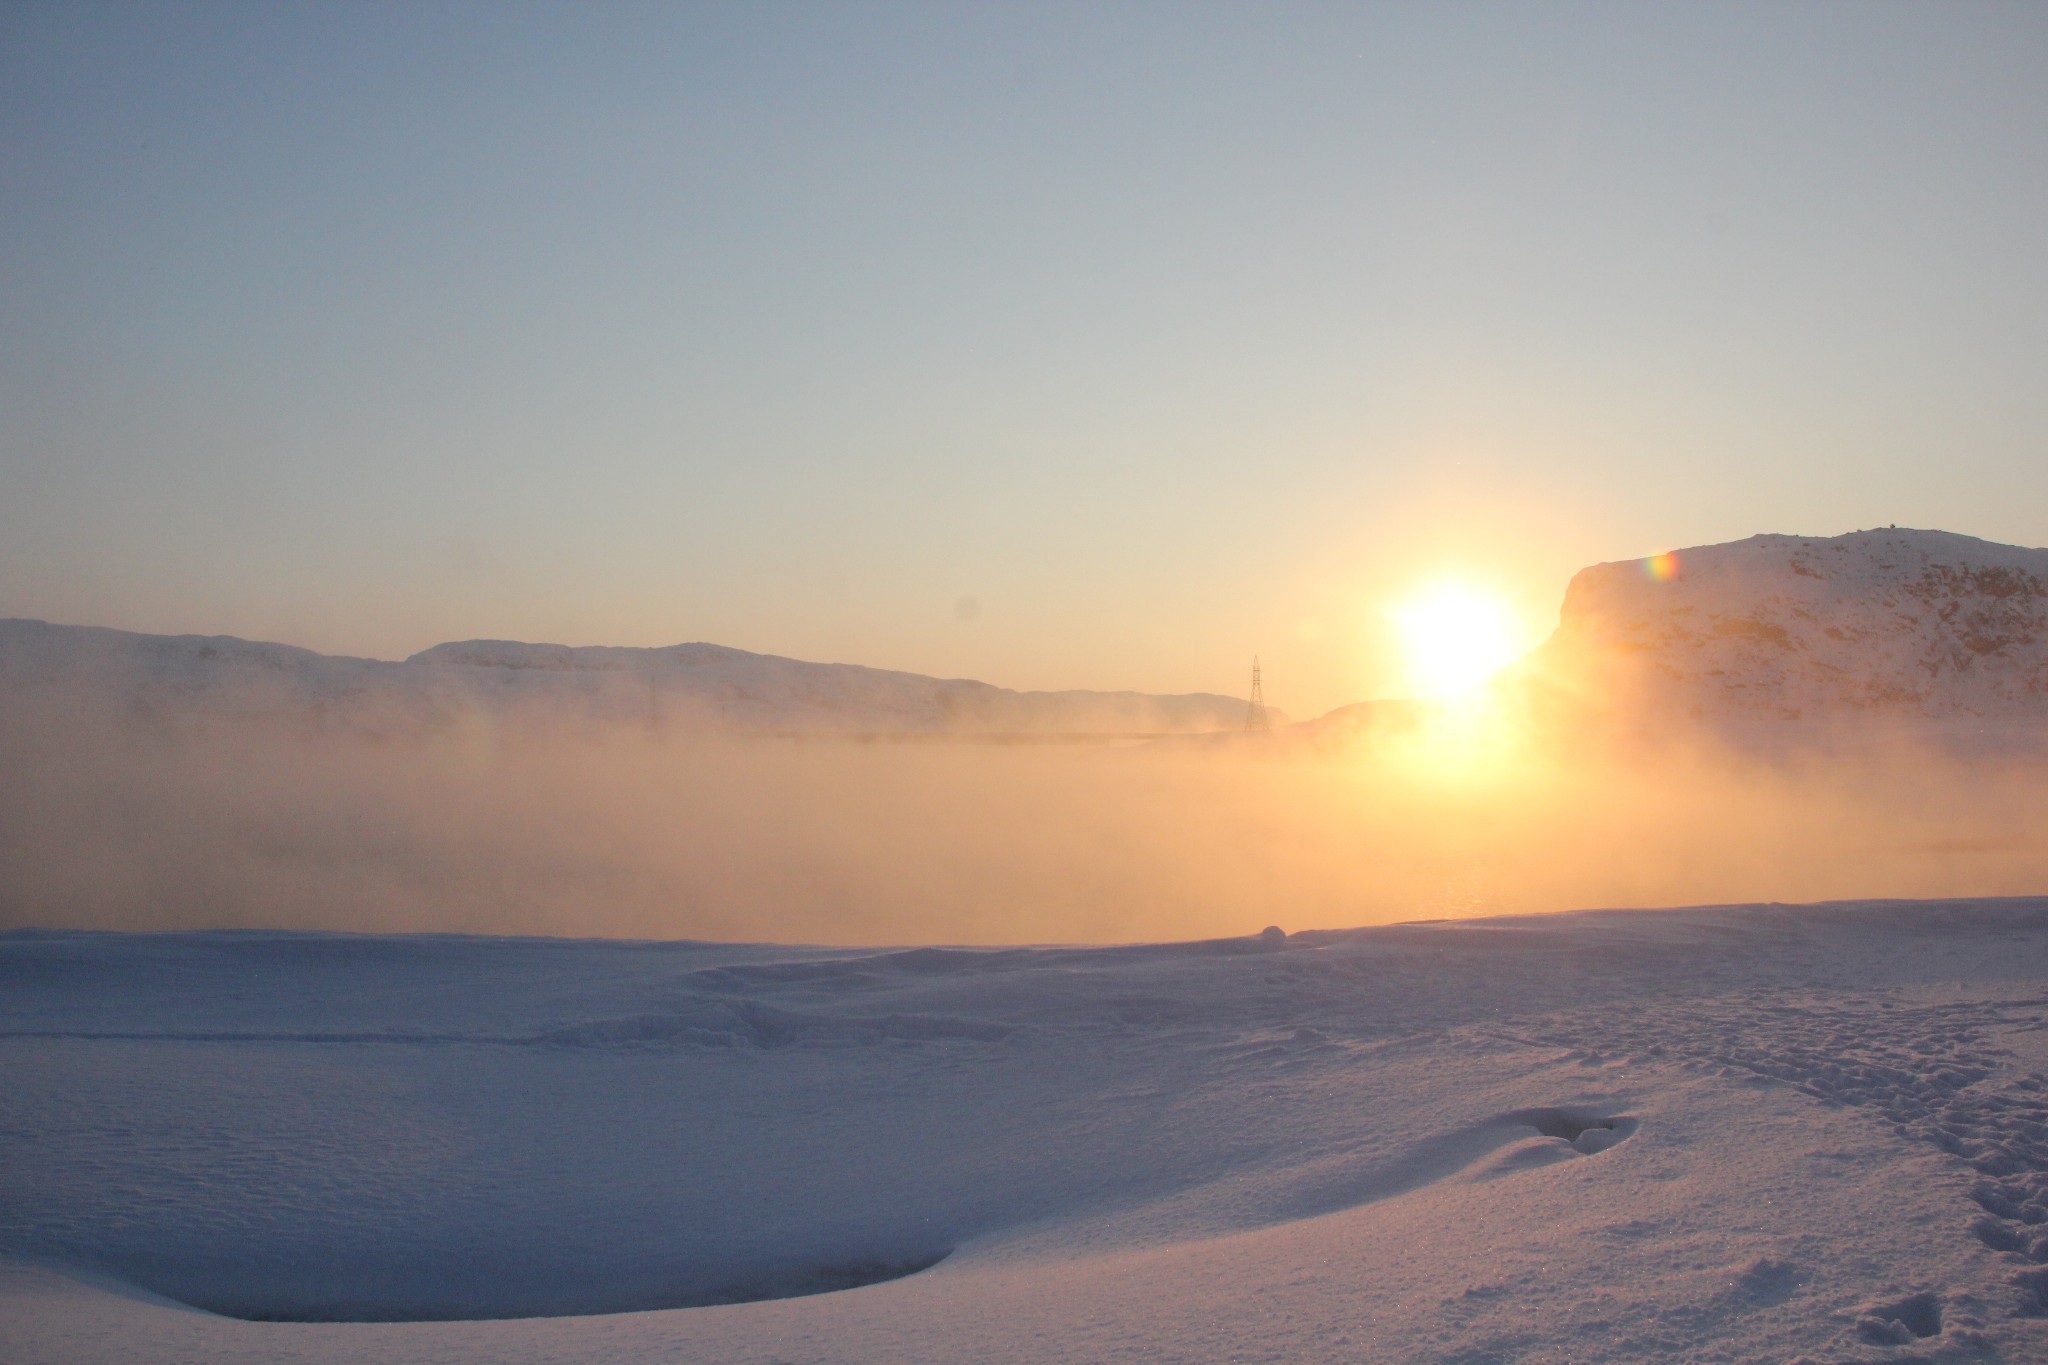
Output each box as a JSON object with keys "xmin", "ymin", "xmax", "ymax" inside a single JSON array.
[{"xmin": 1644, "ymin": 551, "xmax": 1680, "ymax": 582}]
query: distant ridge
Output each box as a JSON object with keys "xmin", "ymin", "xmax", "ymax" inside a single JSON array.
[
  {"xmin": 0, "ymin": 620, "xmax": 1269, "ymax": 738},
  {"xmin": 14, "ymin": 526, "xmax": 2037, "ymax": 745}
]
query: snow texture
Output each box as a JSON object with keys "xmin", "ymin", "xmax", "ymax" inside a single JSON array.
[{"xmin": 7, "ymin": 899, "xmax": 2048, "ymax": 1362}]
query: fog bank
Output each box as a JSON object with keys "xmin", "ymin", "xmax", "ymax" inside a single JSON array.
[{"xmin": 4, "ymin": 700, "xmax": 2044, "ymax": 944}]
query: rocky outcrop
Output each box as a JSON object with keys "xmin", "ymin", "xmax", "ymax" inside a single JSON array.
[{"xmin": 1509, "ymin": 528, "xmax": 2048, "ymax": 724}]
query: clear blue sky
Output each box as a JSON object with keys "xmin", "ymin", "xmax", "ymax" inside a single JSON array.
[{"xmin": 4, "ymin": 1, "xmax": 2045, "ymax": 714}]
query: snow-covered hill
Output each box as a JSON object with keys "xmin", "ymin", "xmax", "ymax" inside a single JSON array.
[
  {"xmin": 0, "ymin": 620, "xmax": 1262, "ymax": 737},
  {"xmin": 1510, "ymin": 528, "xmax": 2048, "ymax": 726}
]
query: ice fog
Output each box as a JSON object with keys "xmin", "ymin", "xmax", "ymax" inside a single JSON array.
[{"xmin": 4, "ymin": 700, "xmax": 2044, "ymax": 944}]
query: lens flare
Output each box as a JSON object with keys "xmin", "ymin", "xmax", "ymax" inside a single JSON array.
[
  {"xmin": 1390, "ymin": 582, "xmax": 1524, "ymax": 700},
  {"xmin": 1644, "ymin": 551, "xmax": 1681, "ymax": 582}
]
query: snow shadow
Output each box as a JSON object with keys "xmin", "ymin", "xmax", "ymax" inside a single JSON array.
[
  {"xmin": 1267, "ymin": 1105, "xmax": 1640, "ymax": 1227},
  {"xmin": 1507, "ymin": 1106, "xmax": 1639, "ymax": 1153},
  {"xmin": 1856, "ymin": 1290, "xmax": 1944, "ymax": 1344},
  {"xmin": 136, "ymin": 1249, "xmax": 951, "ymax": 1323}
]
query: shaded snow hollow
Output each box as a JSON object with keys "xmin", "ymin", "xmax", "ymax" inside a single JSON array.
[{"xmin": 7, "ymin": 899, "xmax": 2048, "ymax": 1362}]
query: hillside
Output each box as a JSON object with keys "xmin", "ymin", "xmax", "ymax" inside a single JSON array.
[
  {"xmin": 1507, "ymin": 528, "xmax": 2048, "ymax": 727},
  {"xmin": 0, "ymin": 620, "xmax": 1263, "ymax": 738}
]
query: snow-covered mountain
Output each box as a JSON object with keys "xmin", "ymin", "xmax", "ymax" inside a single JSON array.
[
  {"xmin": 0, "ymin": 620, "xmax": 1263, "ymax": 737},
  {"xmin": 1510, "ymin": 528, "xmax": 2048, "ymax": 726}
]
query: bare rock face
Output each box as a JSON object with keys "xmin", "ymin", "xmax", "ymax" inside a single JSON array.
[{"xmin": 1512, "ymin": 529, "xmax": 2048, "ymax": 724}]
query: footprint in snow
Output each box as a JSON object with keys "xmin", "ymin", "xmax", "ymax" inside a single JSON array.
[
  {"xmin": 1856, "ymin": 1290, "xmax": 1944, "ymax": 1344},
  {"xmin": 1466, "ymin": 1108, "xmax": 1639, "ymax": 1180}
]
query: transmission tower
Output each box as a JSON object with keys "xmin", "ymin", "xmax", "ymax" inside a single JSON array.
[{"xmin": 1244, "ymin": 656, "xmax": 1269, "ymax": 734}]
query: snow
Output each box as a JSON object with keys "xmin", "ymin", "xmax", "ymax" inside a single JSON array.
[
  {"xmin": 8, "ymin": 899, "xmax": 2048, "ymax": 1362},
  {"xmin": 1516, "ymin": 528, "xmax": 2048, "ymax": 726}
]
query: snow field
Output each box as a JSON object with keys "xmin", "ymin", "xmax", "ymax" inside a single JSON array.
[{"xmin": 6, "ymin": 900, "xmax": 2048, "ymax": 1362}]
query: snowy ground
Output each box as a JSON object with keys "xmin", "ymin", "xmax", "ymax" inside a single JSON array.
[{"xmin": 8, "ymin": 900, "xmax": 2048, "ymax": 1363}]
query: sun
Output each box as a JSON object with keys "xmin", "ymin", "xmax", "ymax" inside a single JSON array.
[{"xmin": 1390, "ymin": 581, "xmax": 1524, "ymax": 699}]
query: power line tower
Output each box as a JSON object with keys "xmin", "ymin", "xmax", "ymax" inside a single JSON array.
[{"xmin": 1244, "ymin": 656, "xmax": 1269, "ymax": 734}]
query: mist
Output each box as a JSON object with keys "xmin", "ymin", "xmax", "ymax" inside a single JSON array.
[{"xmin": 4, "ymin": 697, "xmax": 2044, "ymax": 945}]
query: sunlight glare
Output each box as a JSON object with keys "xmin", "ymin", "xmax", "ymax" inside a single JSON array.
[{"xmin": 1390, "ymin": 581, "xmax": 1524, "ymax": 700}]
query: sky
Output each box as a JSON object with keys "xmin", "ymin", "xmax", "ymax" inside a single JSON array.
[{"xmin": 3, "ymin": 1, "xmax": 2045, "ymax": 717}]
